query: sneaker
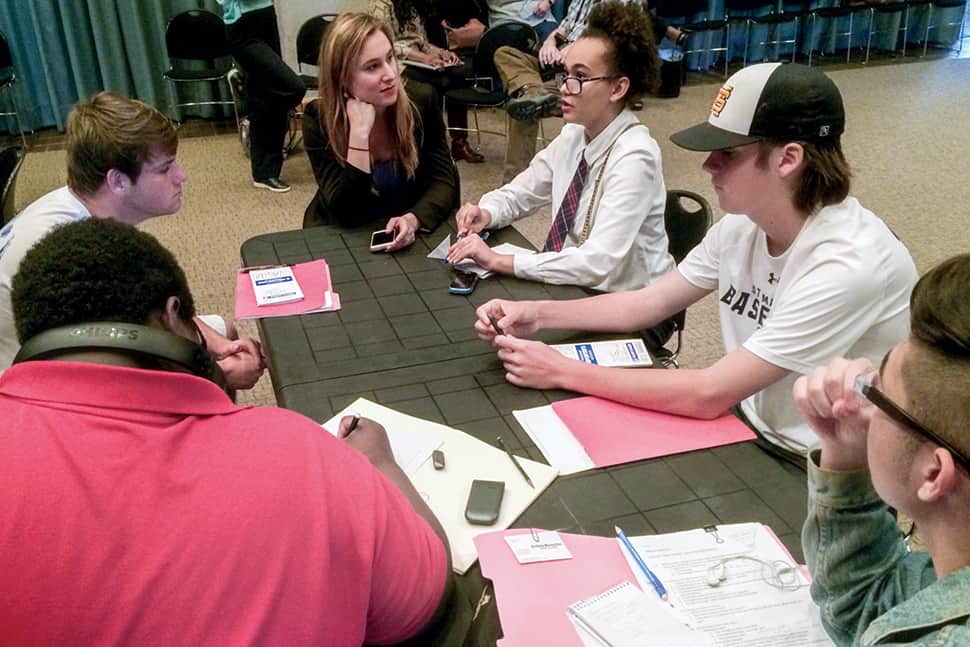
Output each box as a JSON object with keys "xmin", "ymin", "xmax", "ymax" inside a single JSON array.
[
  {"xmin": 505, "ymin": 92, "xmax": 561, "ymax": 121},
  {"xmin": 253, "ymin": 177, "xmax": 291, "ymax": 193}
]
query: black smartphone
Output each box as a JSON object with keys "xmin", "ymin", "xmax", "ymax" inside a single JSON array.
[
  {"xmin": 464, "ymin": 479, "xmax": 505, "ymax": 525},
  {"xmin": 370, "ymin": 230, "xmax": 395, "ymax": 252},
  {"xmin": 448, "ymin": 269, "xmax": 479, "ymax": 295}
]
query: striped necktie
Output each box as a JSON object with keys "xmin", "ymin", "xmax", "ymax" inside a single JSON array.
[{"xmin": 543, "ymin": 153, "xmax": 589, "ymax": 252}]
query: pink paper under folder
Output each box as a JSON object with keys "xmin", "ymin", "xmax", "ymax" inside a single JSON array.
[
  {"xmin": 552, "ymin": 396, "xmax": 755, "ymax": 468},
  {"xmin": 234, "ymin": 260, "xmax": 341, "ymax": 319},
  {"xmin": 475, "ymin": 530, "xmax": 636, "ymax": 647}
]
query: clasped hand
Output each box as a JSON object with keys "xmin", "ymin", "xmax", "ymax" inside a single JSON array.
[{"xmin": 474, "ymin": 300, "xmax": 564, "ymax": 389}]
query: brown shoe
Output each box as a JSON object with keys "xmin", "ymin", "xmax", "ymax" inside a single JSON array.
[{"xmin": 451, "ymin": 137, "xmax": 485, "ymax": 163}]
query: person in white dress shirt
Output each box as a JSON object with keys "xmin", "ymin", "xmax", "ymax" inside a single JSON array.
[{"xmin": 447, "ymin": 1, "xmax": 674, "ymax": 294}]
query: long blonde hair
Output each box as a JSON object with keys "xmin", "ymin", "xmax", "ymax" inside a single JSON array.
[{"xmin": 318, "ymin": 13, "xmax": 420, "ymax": 179}]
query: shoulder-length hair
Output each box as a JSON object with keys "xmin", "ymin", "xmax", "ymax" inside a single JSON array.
[{"xmin": 317, "ymin": 13, "xmax": 420, "ymax": 179}]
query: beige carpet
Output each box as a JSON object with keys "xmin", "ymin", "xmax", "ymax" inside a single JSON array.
[{"xmin": 13, "ymin": 57, "xmax": 970, "ymax": 408}]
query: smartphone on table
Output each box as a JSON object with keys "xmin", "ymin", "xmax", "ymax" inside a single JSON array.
[
  {"xmin": 370, "ymin": 230, "xmax": 395, "ymax": 252},
  {"xmin": 448, "ymin": 269, "xmax": 479, "ymax": 295}
]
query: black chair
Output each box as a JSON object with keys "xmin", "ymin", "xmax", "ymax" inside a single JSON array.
[
  {"xmin": 741, "ymin": 1, "xmax": 811, "ymax": 64},
  {"xmin": 163, "ymin": 9, "xmax": 240, "ymax": 127},
  {"xmin": 444, "ymin": 21, "xmax": 539, "ymax": 144},
  {"xmin": 656, "ymin": 0, "xmax": 731, "ymax": 77},
  {"xmin": 655, "ymin": 190, "xmax": 713, "ymax": 368},
  {"xmin": 0, "ymin": 31, "xmax": 28, "ymax": 148},
  {"xmin": 296, "ymin": 14, "xmax": 336, "ymax": 90},
  {"xmin": 864, "ymin": 1, "xmax": 913, "ymax": 62},
  {"xmin": 1, "ymin": 144, "xmax": 26, "ymax": 225},
  {"xmin": 807, "ymin": 0, "xmax": 870, "ymax": 64},
  {"xmin": 919, "ymin": 0, "xmax": 967, "ymax": 55}
]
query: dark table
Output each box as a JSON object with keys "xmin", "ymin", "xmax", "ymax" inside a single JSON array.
[{"xmin": 241, "ymin": 224, "xmax": 809, "ymax": 645}]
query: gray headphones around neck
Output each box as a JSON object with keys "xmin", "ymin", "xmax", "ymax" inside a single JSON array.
[{"xmin": 13, "ymin": 321, "xmax": 221, "ymax": 385}]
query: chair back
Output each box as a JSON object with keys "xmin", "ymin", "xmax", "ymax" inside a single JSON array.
[
  {"xmin": 655, "ymin": 0, "xmax": 711, "ymax": 18},
  {"xmin": 297, "ymin": 14, "xmax": 335, "ymax": 68},
  {"xmin": 475, "ymin": 22, "xmax": 539, "ymax": 80},
  {"xmin": 0, "ymin": 30, "xmax": 15, "ymax": 84},
  {"xmin": 165, "ymin": 10, "xmax": 231, "ymax": 61},
  {"xmin": 1, "ymin": 145, "xmax": 26, "ymax": 225},
  {"xmin": 664, "ymin": 189, "xmax": 712, "ymax": 263}
]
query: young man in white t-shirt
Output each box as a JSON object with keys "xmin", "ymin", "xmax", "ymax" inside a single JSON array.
[
  {"xmin": 472, "ymin": 62, "xmax": 918, "ymax": 459},
  {"xmin": 0, "ymin": 92, "xmax": 265, "ymax": 390}
]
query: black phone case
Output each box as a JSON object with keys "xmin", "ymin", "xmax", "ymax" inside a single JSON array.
[{"xmin": 464, "ymin": 479, "xmax": 504, "ymax": 525}]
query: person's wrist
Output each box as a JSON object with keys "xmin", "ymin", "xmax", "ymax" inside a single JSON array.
[
  {"xmin": 404, "ymin": 212, "xmax": 420, "ymax": 231},
  {"xmin": 349, "ymin": 132, "xmax": 370, "ymax": 149},
  {"xmin": 818, "ymin": 442, "xmax": 867, "ymax": 472}
]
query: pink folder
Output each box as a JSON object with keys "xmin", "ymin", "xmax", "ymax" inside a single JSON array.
[
  {"xmin": 475, "ymin": 530, "xmax": 636, "ymax": 647},
  {"xmin": 552, "ymin": 396, "xmax": 755, "ymax": 468},
  {"xmin": 234, "ymin": 260, "xmax": 340, "ymax": 319}
]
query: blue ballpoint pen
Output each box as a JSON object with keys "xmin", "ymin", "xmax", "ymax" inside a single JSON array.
[{"xmin": 615, "ymin": 525, "xmax": 668, "ymax": 601}]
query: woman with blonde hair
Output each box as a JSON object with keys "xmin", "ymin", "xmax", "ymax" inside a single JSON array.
[{"xmin": 302, "ymin": 13, "xmax": 459, "ymax": 250}]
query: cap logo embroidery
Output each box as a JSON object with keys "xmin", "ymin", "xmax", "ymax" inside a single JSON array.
[
  {"xmin": 819, "ymin": 125, "xmax": 830, "ymax": 136},
  {"xmin": 711, "ymin": 86, "xmax": 733, "ymax": 118}
]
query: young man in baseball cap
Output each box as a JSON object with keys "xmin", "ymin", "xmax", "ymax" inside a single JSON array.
[{"xmin": 472, "ymin": 62, "xmax": 917, "ymax": 462}]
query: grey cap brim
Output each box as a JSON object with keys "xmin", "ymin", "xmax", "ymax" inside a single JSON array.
[{"xmin": 669, "ymin": 121, "xmax": 763, "ymax": 151}]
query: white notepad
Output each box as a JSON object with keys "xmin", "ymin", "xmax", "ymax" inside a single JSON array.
[{"xmin": 567, "ymin": 580, "xmax": 703, "ymax": 647}]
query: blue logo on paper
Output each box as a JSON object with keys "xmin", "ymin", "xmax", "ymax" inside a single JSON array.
[
  {"xmin": 576, "ymin": 344, "xmax": 598, "ymax": 364},
  {"xmin": 625, "ymin": 342, "xmax": 638, "ymax": 360},
  {"xmin": 255, "ymin": 276, "xmax": 294, "ymax": 286}
]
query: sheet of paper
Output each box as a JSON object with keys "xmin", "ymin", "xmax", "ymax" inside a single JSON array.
[
  {"xmin": 517, "ymin": 0, "xmax": 557, "ymax": 26},
  {"xmin": 621, "ymin": 524, "xmax": 832, "ymax": 646},
  {"xmin": 567, "ymin": 580, "xmax": 707, "ymax": 647},
  {"xmin": 513, "ymin": 405, "xmax": 594, "ymax": 475},
  {"xmin": 322, "ymin": 400, "xmax": 442, "ymax": 477},
  {"xmin": 551, "ymin": 339, "xmax": 653, "ymax": 368},
  {"xmin": 327, "ymin": 399, "xmax": 558, "ymax": 574},
  {"xmin": 476, "ymin": 530, "xmax": 639, "ymax": 647},
  {"xmin": 427, "ymin": 234, "xmax": 493, "ymax": 278},
  {"xmin": 553, "ymin": 397, "xmax": 756, "ymax": 468}
]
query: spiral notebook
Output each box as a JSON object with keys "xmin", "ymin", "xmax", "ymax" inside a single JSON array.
[{"xmin": 567, "ymin": 580, "xmax": 703, "ymax": 647}]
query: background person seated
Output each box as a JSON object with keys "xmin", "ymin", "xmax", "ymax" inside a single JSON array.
[
  {"xmin": 794, "ymin": 253, "xmax": 970, "ymax": 645},
  {"xmin": 473, "ymin": 63, "xmax": 917, "ymax": 462},
  {"xmin": 0, "ymin": 91, "xmax": 264, "ymax": 391},
  {"xmin": 370, "ymin": 0, "xmax": 485, "ymax": 163},
  {"xmin": 302, "ymin": 13, "xmax": 459, "ymax": 250},
  {"xmin": 448, "ymin": 0, "xmax": 675, "ymax": 294},
  {"xmin": 0, "ymin": 218, "xmax": 452, "ymax": 645}
]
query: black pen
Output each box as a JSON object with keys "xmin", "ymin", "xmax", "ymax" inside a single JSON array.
[
  {"xmin": 344, "ymin": 414, "xmax": 360, "ymax": 437},
  {"xmin": 487, "ymin": 313, "xmax": 505, "ymax": 336},
  {"xmin": 496, "ymin": 436, "xmax": 534, "ymax": 488}
]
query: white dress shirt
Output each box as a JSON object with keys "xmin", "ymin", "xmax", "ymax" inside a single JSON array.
[{"xmin": 479, "ymin": 109, "xmax": 674, "ymax": 292}]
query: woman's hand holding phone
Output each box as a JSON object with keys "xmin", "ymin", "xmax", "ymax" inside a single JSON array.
[{"xmin": 384, "ymin": 213, "xmax": 420, "ymax": 251}]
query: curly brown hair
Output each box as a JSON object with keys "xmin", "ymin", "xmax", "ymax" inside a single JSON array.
[{"xmin": 583, "ymin": 1, "xmax": 661, "ymax": 107}]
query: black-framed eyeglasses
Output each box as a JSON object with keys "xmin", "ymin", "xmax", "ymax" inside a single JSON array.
[
  {"xmin": 855, "ymin": 370, "xmax": 970, "ymax": 472},
  {"xmin": 556, "ymin": 73, "xmax": 617, "ymax": 95}
]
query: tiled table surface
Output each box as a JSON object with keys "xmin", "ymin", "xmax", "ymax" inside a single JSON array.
[{"xmin": 242, "ymin": 225, "xmax": 809, "ymax": 634}]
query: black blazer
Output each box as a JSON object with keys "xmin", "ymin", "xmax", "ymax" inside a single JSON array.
[{"xmin": 302, "ymin": 81, "xmax": 459, "ymax": 230}]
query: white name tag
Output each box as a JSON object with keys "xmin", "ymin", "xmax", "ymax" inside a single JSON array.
[{"xmin": 505, "ymin": 531, "xmax": 573, "ymax": 564}]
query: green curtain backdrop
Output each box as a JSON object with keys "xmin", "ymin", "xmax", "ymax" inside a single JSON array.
[{"xmin": 0, "ymin": 0, "xmax": 230, "ymax": 134}]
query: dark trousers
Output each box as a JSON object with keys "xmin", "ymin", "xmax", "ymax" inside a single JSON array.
[
  {"xmin": 226, "ymin": 6, "xmax": 305, "ymax": 181},
  {"xmin": 403, "ymin": 62, "xmax": 471, "ymax": 139}
]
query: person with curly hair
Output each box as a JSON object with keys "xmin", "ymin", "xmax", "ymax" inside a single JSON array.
[
  {"xmin": 302, "ymin": 13, "xmax": 459, "ymax": 248},
  {"xmin": 448, "ymin": 1, "xmax": 675, "ymax": 297}
]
